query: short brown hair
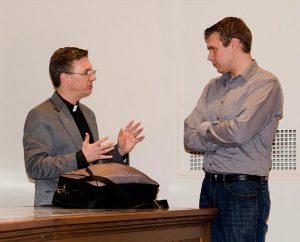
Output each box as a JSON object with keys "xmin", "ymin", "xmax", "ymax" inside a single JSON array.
[
  {"xmin": 49, "ymin": 47, "xmax": 88, "ymax": 87},
  {"xmin": 204, "ymin": 17, "xmax": 252, "ymax": 53}
]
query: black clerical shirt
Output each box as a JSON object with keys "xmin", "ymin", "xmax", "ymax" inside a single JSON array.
[{"xmin": 57, "ymin": 93, "xmax": 91, "ymax": 169}]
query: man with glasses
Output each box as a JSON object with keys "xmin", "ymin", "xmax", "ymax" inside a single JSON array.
[{"xmin": 23, "ymin": 47, "xmax": 145, "ymax": 206}]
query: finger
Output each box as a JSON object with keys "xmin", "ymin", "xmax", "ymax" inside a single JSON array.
[
  {"xmin": 98, "ymin": 155, "xmax": 113, "ymax": 159},
  {"xmin": 133, "ymin": 127, "xmax": 144, "ymax": 137},
  {"xmin": 99, "ymin": 146, "xmax": 115, "ymax": 155},
  {"xmin": 99, "ymin": 142, "xmax": 115, "ymax": 150},
  {"xmin": 98, "ymin": 136, "xmax": 109, "ymax": 143},
  {"xmin": 128, "ymin": 122, "xmax": 140, "ymax": 134},
  {"xmin": 93, "ymin": 136, "xmax": 110, "ymax": 147},
  {"xmin": 118, "ymin": 128, "xmax": 123, "ymax": 137},
  {"xmin": 136, "ymin": 135, "xmax": 145, "ymax": 142},
  {"xmin": 124, "ymin": 120, "xmax": 134, "ymax": 132}
]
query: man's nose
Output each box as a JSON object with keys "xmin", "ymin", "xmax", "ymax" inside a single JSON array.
[
  {"xmin": 90, "ymin": 74, "xmax": 96, "ymax": 81},
  {"xmin": 207, "ymin": 52, "xmax": 213, "ymax": 61}
]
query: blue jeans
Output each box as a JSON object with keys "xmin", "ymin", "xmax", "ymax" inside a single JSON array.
[{"xmin": 200, "ymin": 177, "xmax": 270, "ymax": 242}]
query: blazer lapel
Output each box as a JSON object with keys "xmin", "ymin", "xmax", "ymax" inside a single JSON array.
[{"xmin": 50, "ymin": 93, "xmax": 83, "ymax": 148}]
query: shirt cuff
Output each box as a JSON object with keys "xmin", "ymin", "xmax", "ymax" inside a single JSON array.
[
  {"xmin": 115, "ymin": 145, "xmax": 129, "ymax": 164},
  {"xmin": 199, "ymin": 121, "xmax": 211, "ymax": 137},
  {"xmin": 121, "ymin": 153, "xmax": 129, "ymax": 164}
]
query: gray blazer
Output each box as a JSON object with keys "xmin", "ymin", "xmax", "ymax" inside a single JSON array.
[{"xmin": 23, "ymin": 92, "xmax": 125, "ymax": 206}]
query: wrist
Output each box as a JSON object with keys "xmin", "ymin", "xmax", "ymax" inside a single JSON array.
[{"xmin": 118, "ymin": 147, "xmax": 126, "ymax": 157}]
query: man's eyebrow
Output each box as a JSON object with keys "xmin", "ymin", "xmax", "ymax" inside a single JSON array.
[{"xmin": 83, "ymin": 68, "xmax": 92, "ymax": 72}]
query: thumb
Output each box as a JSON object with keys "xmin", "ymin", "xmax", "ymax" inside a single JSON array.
[
  {"xmin": 83, "ymin": 133, "xmax": 90, "ymax": 145},
  {"xmin": 118, "ymin": 128, "xmax": 123, "ymax": 142}
]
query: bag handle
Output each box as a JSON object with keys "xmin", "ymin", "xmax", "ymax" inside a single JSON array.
[{"xmin": 84, "ymin": 167, "xmax": 135, "ymax": 208}]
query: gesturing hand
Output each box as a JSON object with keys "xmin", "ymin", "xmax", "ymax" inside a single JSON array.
[
  {"xmin": 81, "ymin": 133, "xmax": 115, "ymax": 163},
  {"xmin": 117, "ymin": 120, "xmax": 145, "ymax": 157}
]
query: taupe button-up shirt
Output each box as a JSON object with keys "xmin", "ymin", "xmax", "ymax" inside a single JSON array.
[{"xmin": 184, "ymin": 60, "xmax": 283, "ymax": 176}]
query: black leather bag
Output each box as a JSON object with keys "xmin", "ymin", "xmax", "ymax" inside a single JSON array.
[{"xmin": 52, "ymin": 163, "xmax": 160, "ymax": 209}]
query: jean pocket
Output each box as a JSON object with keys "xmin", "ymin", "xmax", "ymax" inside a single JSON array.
[{"xmin": 227, "ymin": 180, "xmax": 258, "ymax": 198}]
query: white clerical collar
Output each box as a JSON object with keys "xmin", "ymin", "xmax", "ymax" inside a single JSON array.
[{"xmin": 72, "ymin": 105, "xmax": 78, "ymax": 112}]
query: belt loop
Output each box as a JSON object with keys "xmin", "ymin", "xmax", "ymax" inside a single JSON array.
[{"xmin": 214, "ymin": 174, "xmax": 217, "ymax": 182}]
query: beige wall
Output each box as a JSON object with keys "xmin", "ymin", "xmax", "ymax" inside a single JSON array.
[{"xmin": 0, "ymin": 0, "xmax": 299, "ymax": 241}]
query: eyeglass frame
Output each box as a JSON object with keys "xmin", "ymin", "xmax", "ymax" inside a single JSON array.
[{"xmin": 65, "ymin": 69, "xmax": 97, "ymax": 76}]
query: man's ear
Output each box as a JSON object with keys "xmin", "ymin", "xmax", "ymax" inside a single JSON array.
[
  {"xmin": 230, "ymin": 38, "xmax": 241, "ymax": 50},
  {"xmin": 60, "ymin": 73, "xmax": 70, "ymax": 86}
]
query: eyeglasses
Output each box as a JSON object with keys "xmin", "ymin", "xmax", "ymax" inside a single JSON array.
[{"xmin": 66, "ymin": 69, "xmax": 97, "ymax": 76}]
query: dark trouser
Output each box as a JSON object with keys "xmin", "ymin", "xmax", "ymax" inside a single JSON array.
[{"xmin": 200, "ymin": 174, "xmax": 270, "ymax": 242}]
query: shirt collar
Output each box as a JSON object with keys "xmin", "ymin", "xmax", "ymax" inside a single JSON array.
[
  {"xmin": 56, "ymin": 92, "xmax": 79, "ymax": 113},
  {"xmin": 220, "ymin": 60, "xmax": 258, "ymax": 87},
  {"xmin": 242, "ymin": 59, "xmax": 259, "ymax": 81}
]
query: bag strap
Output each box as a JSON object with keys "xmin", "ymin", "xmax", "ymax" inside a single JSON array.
[{"xmin": 84, "ymin": 167, "xmax": 135, "ymax": 208}]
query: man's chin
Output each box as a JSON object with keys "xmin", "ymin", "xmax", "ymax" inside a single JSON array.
[
  {"xmin": 82, "ymin": 92, "xmax": 92, "ymax": 98},
  {"xmin": 215, "ymin": 68, "xmax": 225, "ymax": 74}
]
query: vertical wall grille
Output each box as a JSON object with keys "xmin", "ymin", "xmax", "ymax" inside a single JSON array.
[
  {"xmin": 272, "ymin": 129, "xmax": 296, "ymax": 171},
  {"xmin": 188, "ymin": 129, "xmax": 297, "ymax": 172},
  {"xmin": 189, "ymin": 151, "xmax": 204, "ymax": 171}
]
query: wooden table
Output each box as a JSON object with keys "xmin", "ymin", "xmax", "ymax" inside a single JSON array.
[{"xmin": 0, "ymin": 207, "xmax": 217, "ymax": 242}]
